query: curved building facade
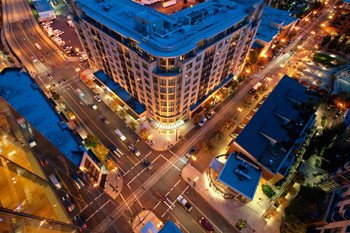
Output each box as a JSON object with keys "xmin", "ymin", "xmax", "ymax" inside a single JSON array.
[{"xmin": 69, "ymin": 0, "xmax": 264, "ymax": 127}]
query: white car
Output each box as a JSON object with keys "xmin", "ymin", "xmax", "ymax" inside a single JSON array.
[
  {"xmin": 207, "ymin": 111, "xmax": 215, "ymax": 119},
  {"xmin": 114, "ymin": 129, "xmax": 126, "ymax": 141},
  {"xmin": 31, "ymin": 56, "xmax": 38, "ymax": 62},
  {"xmin": 91, "ymin": 103, "xmax": 97, "ymax": 110},
  {"xmin": 128, "ymin": 144, "xmax": 141, "ymax": 156},
  {"xmin": 199, "ymin": 117, "xmax": 208, "ymax": 126}
]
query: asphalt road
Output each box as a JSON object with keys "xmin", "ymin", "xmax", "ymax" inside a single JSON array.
[{"xmin": 2, "ymin": 0, "xmax": 335, "ymax": 231}]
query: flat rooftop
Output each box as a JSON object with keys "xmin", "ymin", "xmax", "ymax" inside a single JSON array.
[
  {"xmin": 218, "ymin": 152, "xmax": 262, "ymax": 200},
  {"xmin": 159, "ymin": 221, "xmax": 182, "ymax": 233},
  {"xmin": 142, "ymin": 0, "xmax": 203, "ymax": 15},
  {"xmin": 77, "ymin": 0, "xmax": 262, "ymax": 57},
  {"xmin": 0, "ymin": 68, "xmax": 85, "ymax": 166}
]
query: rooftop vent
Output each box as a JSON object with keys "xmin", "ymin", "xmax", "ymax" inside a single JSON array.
[{"xmin": 102, "ymin": 3, "xmax": 112, "ymax": 12}]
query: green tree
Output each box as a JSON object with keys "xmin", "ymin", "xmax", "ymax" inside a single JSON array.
[
  {"xmin": 118, "ymin": 109, "xmax": 127, "ymax": 120},
  {"xmin": 104, "ymin": 159, "xmax": 116, "ymax": 172},
  {"xmin": 249, "ymin": 50, "xmax": 259, "ymax": 65},
  {"xmin": 129, "ymin": 120, "xmax": 138, "ymax": 130},
  {"xmin": 93, "ymin": 143, "xmax": 109, "ymax": 162},
  {"xmin": 84, "ymin": 134, "xmax": 99, "ymax": 148},
  {"xmin": 262, "ymin": 184, "xmax": 275, "ymax": 198},
  {"xmin": 51, "ymin": 91, "xmax": 60, "ymax": 101},
  {"xmin": 235, "ymin": 219, "xmax": 247, "ymax": 231},
  {"xmin": 204, "ymin": 103, "xmax": 212, "ymax": 114}
]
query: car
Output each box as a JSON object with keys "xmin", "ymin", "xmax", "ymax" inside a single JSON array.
[
  {"xmin": 279, "ymin": 48, "xmax": 283, "ymax": 52},
  {"xmin": 186, "ymin": 146, "xmax": 197, "ymax": 158},
  {"xmin": 100, "ymin": 115, "xmax": 110, "ymax": 124},
  {"xmin": 74, "ymin": 216, "xmax": 87, "ymax": 232},
  {"xmin": 207, "ymin": 111, "xmax": 215, "ymax": 119},
  {"xmin": 177, "ymin": 195, "xmax": 192, "ymax": 211},
  {"xmin": 199, "ymin": 217, "xmax": 214, "ymax": 232},
  {"xmin": 142, "ymin": 159, "xmax": 152, "ymax": 170},
  {"xmin": 31, "ymin": 56, "xmax": 38, "ymax": 62},
  {"xmin": 114, "ymin": 129, "xmax": 126, "ymax": 141},
  {"xmin": 199, "ymin": 117, "xmax": 208, "ymax": 126},
  {"xmin": 91, "ymin": 103, "xmax": 97, "ymax": 110},
  {"xmin": 128, "ymin": 144, "xmax": 141, "ymax": 156},
  {"xmin": 110, "ymin": 144, "xmax": 123, "ymax": 157},
  {"xmin": 68, "ymin": 112, "xmax": 76, "ymax": 120},
  {"xmin": 94, "ymin": 95, "xmax": 101, "ymax": 102},
  {"xmin": 62, "ymin": 194, "xmax": 75, "ymax": 212},
  {"xmin": 49, "ymin": 174, "xmax": 62, "ymax": 188},
  {"xmin": 20, "ymin": 18, "xmax": 24, "ymax": 23},
  {"xmin": 76, "ymin": 88, "xmax": 85, "ymax": 97},
  {"xmin": 39, "ymin": 156, "xmax": 48, "ymax": 166},
  {"xmin": 249, "ymin": 88, "xmax": 257, "ymax": 94}
]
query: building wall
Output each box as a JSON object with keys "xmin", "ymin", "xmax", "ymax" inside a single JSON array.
[{"xmin": 71, "ymin": 2, "xmax": 263, "ymax": 125}]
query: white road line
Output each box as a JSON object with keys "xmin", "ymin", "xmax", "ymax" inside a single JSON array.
[
  {"xmin": 127, "ymin": 167, "xmax": 147, "ymax": 189},
  {"xmin": 167, "ymin": 212, "xmax": 191, "ymax": 233},
  {"xmin": 151, "ymin": 154, "xmax": 162, "ymax": 163},
  {"xmin": 124, "ymin": 151, "xmax": 153, "ymax": 177},
  {"xmin": 183, "ymin": 194, "xmax": 223, "ymax": 233},
  {"xmin": 120, "ymin": 194, "xmax": 133, "ymax": 215},
  {"xmin": 168, "ymin": 150, "xmax": 187, "ymax": 164},
  {"xmin": 161, "ymin": 154, "xmax": 180, "ymax": 171},
  {"xmin": 94, "ymin": 192, "xmax": 104, "ymax": 201},
  {"xmin": 134, "ymin": 194, "xmax": 143, "ymax": 208},
  {"xmin": 85, "ymin": 199, "xmax": 111, "ymax": 222},
  {"xmin": 123, "ymin": 169, "xmax": 131, "ymax": 177}
]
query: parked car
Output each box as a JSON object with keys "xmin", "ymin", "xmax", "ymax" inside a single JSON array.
[
  {"xmin": 199, "ymin": 217, "xmax": 214, "ymax": 232},
  {"xmin": 100, "ymin": 115, "xmax": 110, "ymax": 124},
  {"xmin": 62, "ymin": 194, "xmax": 75, "ymax": 212},
  {"xmin": 110, "ymin": 144, "xmax": 123, "ymax": 157},
  {"xmin": 199, "ymin": 117, "xmax": 208, "ymax": 126},
  {"xmin": 186, "ymin": 146, "xmax": 197, "ymax": 158},
  {"xmin": 142, "ymin": 158, "xmax": 152, "ymax": 170},
  {"xmin": 94, "ymin": 95, "xmax": 101, "ymax": 102},
  {"xmin": 207, "ymin": 111, "xmax": 215, "ymax": 119},
  {"xmin": 74, "ymin": 216, "xmax": 87, "ymax": 232},
  {"xmin": 76, "ymin": 88, "xmax": 85, "ymax": 97},
  {"xmin": 128, "ymin": 144, "xmax": 141, "ymax": 156},
  {"xmin": 114, "ymin": 129, "xmax": 126, "ymax": 141},
  {"xmin": 177, "ymin": 195, "xmax": 193, "ymax": 211},
  {"xmin": 49, "ymin": 174, "xmax": 62, "ymax": 188}
]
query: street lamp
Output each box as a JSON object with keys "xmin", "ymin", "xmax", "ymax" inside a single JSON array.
[
  {"xmin": 235, "ymin": 107, "xmax": 243, "ymax": 120},
  {"xmin": 167, "ymin": 137, "xmax": 171, "ymax": 147},
  {"xmin": 75, "ymin": 68, "xmax": 81, "ymax": 72}
]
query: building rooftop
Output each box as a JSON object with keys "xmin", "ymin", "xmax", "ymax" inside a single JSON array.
[
  {"xmin": 0, "ymin": 68, "xmax": 85, "ymax": 166},
  {"xmin": 255, "ymin": 6, "xmax": 297, "ymax": 43},
  {"xmin": 33, "ymin": 0, "xmax": 54, "ymax": 13},
  {"xmin": 77, "ymin": 0, "xmax": 262, "ymax": 57},
  {"xmin": 218, "ymin": 152, "xmax": 262, "ymax": 200},
  {"xmin": 159, "ymin": 221, "xmax": 182, "ymax": 233},
  {"xmin": 234, "ymin": 75, "xmax": 318, "ymax": 174}
]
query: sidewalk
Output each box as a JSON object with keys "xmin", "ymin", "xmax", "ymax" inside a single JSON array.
[
  {"xmin": 131, "ymin": 210, "xmax": 163, "ymax": 233},
  {"xmin": 103, "ymin": 171, "xmax": 123, "ymax": 199},
  {"xmin": 181, "ymin": 164, "xmax": 280, "ymax": 233}
]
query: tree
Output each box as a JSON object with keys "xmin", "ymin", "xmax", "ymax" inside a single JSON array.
[
  {"xmin": 140, "ymin": 128, "xmax": 150, "ymax": 141},
  {"xmin": 202, "ymin": 141, "xmax": 214, "ymax": 153},
  {"xmin": 213, "ymin": 130, "xmax": 224, "ymax": 141},
  {"xmin": 292, "ymin": 171, "xmax": 305, "ymax": 184},
  {"xmin": 93, "ymin": 143, "xmax": 109, "ymax": 162},
  {"xmin": 204, "ymin": 103, "xmax": 212, "ymax": 114},
  {"xmin": 280, "ymin": 214, "xmax": 306, "ymax": 233},
  {"xmin": 118, "ymin": 109, "xmax": 127, "ymax": 120},
  {"xmin": 85, "ymin": 79, "xmax": 94, "ymax": 87},
  {"xmin": 84, "ymin": 134, "xmax": 99, "ymax": 148},
  {"xmin": 192, "ymin": 114, "xmax": 201, "ymax": 125},
  {"xmin": 129, "ymin": 120, "xmax": 138, "ymax": 130},
  {"xmin": 248, "ymin": 49, "xmax": 259, "ymax": 65},
  {"xmin": 110, "ymin": 98, "xmax": 120, "ymax": 111},
  {"xmin": 321, "ymin": 35, "xmax": 331, "ymax": 47},
  {"xmin": 51, "ymin": 91, "xmax": 60, "ymax": 101},
  {"xmin": 104, "ymin": 159, "xmax": 116, "ymax": 172},
  {"xmin": 235, "ymin": 219, "xmax": 247, "ymax": 231},
  {"xmin": 262, "ymin": 184, "xmax": 275, "ymax": 198}
]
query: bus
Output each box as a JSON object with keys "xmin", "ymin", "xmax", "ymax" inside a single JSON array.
[{"xmin": 34, "ymin": 43, "xmax": 42, "ymax": 50}]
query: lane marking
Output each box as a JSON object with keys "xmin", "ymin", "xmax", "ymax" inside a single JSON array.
[
  {"xmin": 127, "ymin": 167, "xmax": 147, "ymax": 189},
  {"xmin": 120, "ymin": 194, "xmax": 133, "ymax": 215}
]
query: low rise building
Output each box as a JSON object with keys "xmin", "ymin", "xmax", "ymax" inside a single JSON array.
[
  {"xmin": 317, "ymin": 162, "xmax": 350, "ymax": 192},
  {"xmin": 230, "ymin": 75, "xmax": 319, "ymax": 185},
  {"xmin": 32, "ymin": 0, "xmax": 56, "ymax": 22},
  {"xmin": 308, "ymin": 184, "xmax": 350, "ymax": 233}
]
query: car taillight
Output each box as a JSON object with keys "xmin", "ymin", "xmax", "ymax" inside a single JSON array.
[{"xmin": 83, "ymin": 223, "xmax": 87, "ymax": 228}]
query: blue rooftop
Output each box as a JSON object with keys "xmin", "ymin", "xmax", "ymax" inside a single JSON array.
[
  {"xmin": 255, "ymin": 6, "xmax": 297, "ymax": 43},
  {"xmin": 0, "ymin": 68, "xmax": 85, "ymax": 166},
  {"xmin": 234, "ymin": 75, "xmax": 316, "ymax": 174},
  {"xmin": 159, "ymin": 221, "xmax": 182, "ymax": 233},
  {"xmin": 218, "ymin": 152, "xmax": 261, "ymax": 200},
  {"xmin": 33, "ymin": 0, "xmax": 54, "ymax": 13},
  {"xmin": 93, "ymin": 71, "xmax": 146, "ymax": 115}
]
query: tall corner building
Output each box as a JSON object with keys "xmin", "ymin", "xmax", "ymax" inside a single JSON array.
[{"xmin": 69, "ymin": 0, "xmax": 264, "ymax": 127}]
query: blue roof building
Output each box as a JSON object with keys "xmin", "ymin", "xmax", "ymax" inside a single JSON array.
[
  {"xmin": 231, "ymin": 75, "xmax": 318, "ymax": 184},
  {"xmin": 0, "ymin": 68, "xmax": 86, "ymax": 167},
  {"xmin": 68, "ymin": 0, "xmax": 264, "ymax": 128},
  {"xmin": 159, "ymin": 221, "xmax": 182, "ymax": 233}
]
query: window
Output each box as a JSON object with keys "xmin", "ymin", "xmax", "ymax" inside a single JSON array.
[
  {"xmin": 168, "ymin": 79, "xmax": 175, "ymax": 86},
  {"xmin": 184, "ymin": 93, "xmax": 189, "ymax": 99},
  {"xmin": 185, "ymin": 71, "xmax": 192, "ymax": 78},
  {"xmin": 185, "ymin": 80, "xmax": 191, "ymax": 86},
  {"xmin": 159, "ymin": 79, "xmax": 166, "ymax": 86},
  {"xmin": 168, "ymin": 58, "xmax": 175, "ymax": 65},
  {"xmin": 143, "ymin": 71, "xmax": 149, "ymax": 78},
  {"xmin": 160, "ymin": 87, "xmax": 166, "ymax": 93},
  {"xmin": 142, "ymin": 62, "xmax": 148, "ymax": 70},
  {"xmin": 193, "ymin": 79, "xmax": 198, "ymax": 85},
  {"xmin": 185, "ymin": 86, "xmax": 190, "ymax": 93},
  {"xmin": 145, "ymin": 79, "xmax": 150, "ymax": 86},
  {"xmin": 218, "ymin": 42, "xmax": 223, "ymax": 48},
  {"xmin": 134, "ymin": 63, "xmax": 140, "ymax": 70},
  {"xmin": 186, "ymin": 63, "xmax": 192, "ymax": 70},
  {"xmin": 153, "ymin": 76, "xmax": 158, "ymax": 84},
  {"xmin": 196, "ymin": 56, "xmax": 201, "ymax": 62},
  {"xmin": 160, "ymin": 58, "xmax": 166, "ymax": 65},
  {"xmin": 195, "ymin": 64, "xmax": 201, "ymax": 70},
  {"xmin": 194, "ymin": 72, "xmax": 199, "ymax": 78},
  {"xmin": 136, "ymin": 71, "xmax": 141, "ymax": 77},
  {"xmin": 168, "ymin": 87, "xmax": 175, "ymax": 93},
  {"xmin": 133, "ymin": 54, "xmax": 138, "ymax": 61}
]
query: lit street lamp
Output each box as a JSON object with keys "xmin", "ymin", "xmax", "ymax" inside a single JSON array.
[{"xmin": 235, "ymin": 107, "xmax": 243, "ymax": 120}]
